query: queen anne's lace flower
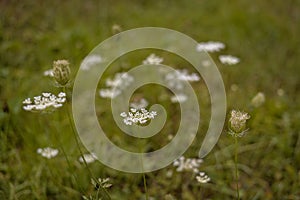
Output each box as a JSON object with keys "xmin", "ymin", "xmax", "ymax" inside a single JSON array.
[
  {"xmin": 142, "ymin": 54, "xmax": 163, "ymax": 65},
  {"xmin": 23, "ymin": 92, "xmax": 66, "ymax": 112},
  {"xmin": 173, "ymin": 156, "xmax": 203, "ymax": 173},
  {"xmin": 43, "ymin": 69, "xmax": 54, "ymax": 77},
  {"xmin": 79, "ymin": 153, "xmax": 98, "ymax": 164},
  {"xmin": 53, "ymin": 59, "xmax": 71, "ymax": 86},
  {"xmin": 120, "ymin": 108, "xmax": 157, "ymax": 126},
  {"xmin": 130, "ymin": 98, "xmax": 149, "ymax": 109},
  {"xmin": 228, "ymin": 110, "xmax": 251, "ymax": 137},
  {"xmin": 165, "ymin": 69, "xmax": 200, "ymax": 90},
  {"xmin": 99, "ymin": 72, "xmax": 134, "ymax": 99},
  {"xmin": 219, "ymin": 55, "xmax": 240, "ymax": 65},
  {"xmin": 196, "ymin": 41, "xmax": 225, "ymax": 52},
  {"xmin": 37, "ymin": 147, "xmax": 59, "ymax": 159},
  {"xmin": 170, "ymin": 93, "xmax": 188, "ymax": 103},
  {"xmin": 81, "ymin": 55, "xmax": 102, "ymax": 71},
  {"xmin": 196, "ymin": 172, "xmax": 211, "ymax": 183}
]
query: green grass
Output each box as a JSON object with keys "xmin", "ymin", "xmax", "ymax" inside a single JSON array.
[{"xmin": 1, "ymin": 0, "xmax": 300, "ymax": 199}]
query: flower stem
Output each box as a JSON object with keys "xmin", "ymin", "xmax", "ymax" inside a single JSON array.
[
  {"xmin": 138, "ymin": 132, "xmax": 149, "ymax": 200},
  {"xmin": 63, "ymin": 87, "xmax": 111, "ymax": 200},
  {"xmin": 234, "ymin": 136, "xmax": 240, "ymax": 200}
]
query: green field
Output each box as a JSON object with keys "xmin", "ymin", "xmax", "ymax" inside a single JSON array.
[{"xmin": 1, "ymin": 0, "xmax": 300, "ymax": 199}]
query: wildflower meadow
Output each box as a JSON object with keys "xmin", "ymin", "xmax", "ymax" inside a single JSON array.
[{"xmin": 1, "ymin": 1, "xmax": 300, "ymax": 199}]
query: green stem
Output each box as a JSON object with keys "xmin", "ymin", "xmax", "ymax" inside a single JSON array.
[
  {"xmin": 138, "ymin": 131, "xmax": 149, "ymax": 200},
  {"xmin": 63, "ymin": 87, "xmax": 111, "ymax": 200},
  {"xmin": 47, "ymin": 112, "xmax": 84, "ymax": 193},
  {"xmin": 234, "ymin": 136, "xmax": 240, "ymax": 200}
]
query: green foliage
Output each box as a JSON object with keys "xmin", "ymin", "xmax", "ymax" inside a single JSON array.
[{"xmin": 0, "ymin": 0, "xmax": 300, "ymax": 199}]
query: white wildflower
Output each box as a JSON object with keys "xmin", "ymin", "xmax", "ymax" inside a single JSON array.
[
  {"xmin": 196, "ymin": 41, "xmax": 225, "ymax": 52},
  {"xmin": 228, "ymin": 110, "xmax": 251, "ymax": 137},
  {"xmin": 196, "ymin": 172, "xmax": 211, "ymax": 183},
  {"xmin": 99, "ymin": 72, "xmax": 134, "ymax": 99},
  {"xmin": 130, "ymin": 98, "xmax": 149, "ymax": 109},
  {"xmin": 165, "ymin": 69, "xmax": 200, "ymax": 90},
  {"xmin": 99, "ymin": 88, "xmax": 121, "ymax": 99},
  {"xmin": 22, "ymin": 92, "xmax": 66, "ymax": 112},
  {"xmin": 173, "ymin": 156, "xmax": 203, "ymax": 173},
  {"xmin": 142, "ymin": 54, "xmax": 163, "ymax": 65},
  {"xmin": 43, "ymin": 69, "xmax": 54, "ymax": 77},
  {"xmin": 120, "ymin": 107, "xmax": 157, "ymax": 126},
  {"xmin": 219, "ymin": 55, "xmax": 240, "ymax": 65},
  {"xmin": 81, "ymin": 55, "xmax": 102, "ymax": 71},
  {"xmin": 79, "ymin": 153, "xmax": 98, "ymax": 164},
  {"xmin": 37, "ymin": 147, "xmax": 59, "ymax": 159},
  {"xmin": 251, "ymin": 92, "xmax": 265, "ymax": 107},
  {"xmin": 170, "ymin": 93, "xmax": 188, "ymax": 103}
]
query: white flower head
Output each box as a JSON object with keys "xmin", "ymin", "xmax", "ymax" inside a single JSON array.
[
  {"xmin": 170, "ymin": 93, "xmax": 188, "ymax": 103},
  {"xmin": 228, "ymin": 110, "xmax": 251, "ymax": 137},
  {"xmin": 196, "ymin": 41, "xmax": 225, "ymax": 52},
  {"xmin": 79, "ymin": 153, "xmax": 98, "ymax": 164},
  {"xmin": 219, "ymin": 55, "xmax": 240, "ymax": 65},
  {"xmin": 81, "ymin": 55, "xmax": 102, "ymax": 71},
  {"xmin": 120, "ymin": 107, "xmax": 157, "ymax": 126},
  {"xmin": 173, "ymin": 156, "xmax": 203, "ymax": 173},
  {"xmin": 23, "ymin": 92, "xmax": 66, "ymax": 112},
  {"xmin": 196, "ymin": 172, "xmax": 211, "ymax": 183},
  {"xmin": 165, "ymin": 69, "xmax": 200, "ymax": 90},
  {"xmin": 99, "ymin": 72, "xmax": 134, "ymax": 99},
  {"xmin": 43, "ymin": 69, "xmax": 54, "ymax": 77},
  {"xmin": 37, "ymin": 147, "xmax": 59, "ymax": 159},
  {"xmin": 143, "ymin": 54, "xmax": 163, "ymax": 65},
  {"xmin": 130, "ymin": 98, "xmax": 149, "ymax": 109}
]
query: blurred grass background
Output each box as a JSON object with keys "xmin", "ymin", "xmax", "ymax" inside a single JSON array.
[{"xmin": 0, "ymin": 0, "xmax": 300, "ymax": 199}]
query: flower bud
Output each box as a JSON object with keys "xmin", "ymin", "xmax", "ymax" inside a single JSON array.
[
  {"xmin": 53, "ymin": 59, "xmax": 70, "ymax": 86},
  {"xmin": 229, "ymin": 110, "xmax": 250, "ymax": 135}
]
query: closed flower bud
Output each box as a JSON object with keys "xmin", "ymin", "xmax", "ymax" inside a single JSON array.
[
  {"xmin": 53, "ymin": 59, "xmax": 70, "ymax": 86},
  {"xmin": 229, "ymin": 110, "xmax": 250, "ymax": 136}
]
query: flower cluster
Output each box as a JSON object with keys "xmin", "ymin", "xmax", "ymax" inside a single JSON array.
[
  {"xmin": 170, "ymin": 93, "xmax": 188, "ymax": 103},
  {"xmin": 81, "ymin": 55, "xmax": 102, "ymax": 71},
  {"xmin": 196, "ymin": 172, "xmax": 211, "ymax": 183},
  {"xmin": 23, "ymin": 92, "xmax": 66, "ymax": 112},
  {"xmin": 165, "ymin": 69, "xmax": 200, "ymax": 90},
  {"xmin": 37, "ymin": 147, "xmax": 59, "ymax": 159},
  {"xmin": 99, "ymin": 72, "xmax": 134, "ymax": 99},
  {"xmin": 130, "ymin": 98, "xmax": 149, "ymax": 109},
  {"xmin": 53, "ymin": 59, "xmax": 71, "ymax": 86},
  {"xmin": 196, "ymin": 41, "xmax": 225, "ymax": 52},
  {"xmin": 142, "ymin": 53, "xmax": 163, "ymax": 65},
  {"xmin": 228, "ymin": 110, "xmax": 251, "ymax": 137},
  {"xmin": 43, "ymin": 69, "xmax": 54, "ymax": 77},
  {"xmin": 173, "ymin": 156, "xmax": 203, "ymax": 173},
  {"xmin": 120, "ymin": 108, "xmax": 157, "ymax": 126},
  {"xmin": 79, "ymin": 153, "xmax": 98, "ymax": 164},
  {"xmin": 219, "ymin": 55, "xmax": 240, "ymax": 65}
]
